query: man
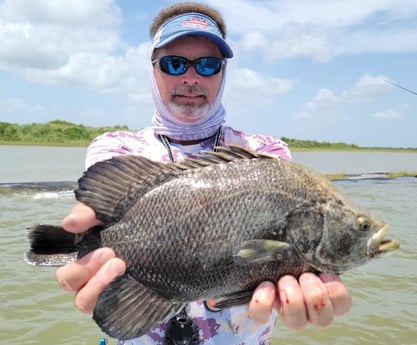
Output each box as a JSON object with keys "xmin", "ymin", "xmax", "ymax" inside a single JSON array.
[{"xmin": 57, "ymin": 2, "xmax": 351, "ymax": 344}]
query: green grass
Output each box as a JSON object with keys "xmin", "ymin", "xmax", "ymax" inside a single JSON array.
[
  {"xmin": 0, "ymin": 120, "xmax": 129, "ymax": 147},
  {"xmin": 386, "ymin": 171, "xmax": 417, "ymax": 178}
]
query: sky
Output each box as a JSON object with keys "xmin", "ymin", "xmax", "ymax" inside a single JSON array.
[{"xmin": 1, "ymin": 0, "xmax": 417, "ymax": 148}]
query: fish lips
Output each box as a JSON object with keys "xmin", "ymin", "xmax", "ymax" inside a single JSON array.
[{"xmin": 366, "ymin": 223, "xmax": 400, "ymax": 257}]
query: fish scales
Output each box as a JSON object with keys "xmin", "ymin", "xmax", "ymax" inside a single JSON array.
[
  {"xmin": 105, "ymin": 158, "xmax": 306, "ymax": 298},
  {"xmin": 25, "ymin": 145, "xmax": 399, "ymax": 340}
]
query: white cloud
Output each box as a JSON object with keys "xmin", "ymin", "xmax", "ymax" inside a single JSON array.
[
  {"xmin": 231, "ymin": 68, "xmax": 295, "ymax": 94},
  {"xmin": 0, "ymin": 0, "xmax": 155, "ymax": 111},
  {"xmin": 221, "ymin": 65, "xmax": 297, "ymax": 133},
  {"xmin": 296, "ymin": 88, "xmax": 340, "ymax": 119},
  {"xmin": 226, "ymin": 67, "xmax": 297, "ymax": 104},
  {"xmin": 343, "ymin": 74, "xmax": 391, "ymax": 100},
  {"xmin": 0, "ymin": 0, "xmax": 120, "ymax": 26},
  {"xmin": 240, "ymin": 31, "xmax": 268, "ymax": 51},
  {"xmin": 2, "ymin": 0, "xmax": 416, "ymax": 100},
  {"xmin": 213, "ymin": 0, "xmax": 417, "ymax": 61},
  {"xmin": 240, "ymin": 27, "xmax": 332, "ymax": 62},
  {"xmin": 0, "ymin": 0, "xmax": 158, "ymax": 123},
  {"xmin": 372, "ymin": 109, "xmax": 403, "ymax": 119},
  {"xmin": 24, "ymin": 44, "xmax": 150, "ymax": 93},
  {"xmin": 0, "ymin": 0, "xmax": 122, "ymax": 71},
  {"xmin": 295, "ymin": 74, "xmax": 392, "ymax": 119}
]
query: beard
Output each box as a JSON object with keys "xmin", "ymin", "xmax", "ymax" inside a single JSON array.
[
  {"xmin": 168, "ymin": 102, "xmax": 210, "ymax": 122},
  {"xmin": 169, "ymin": 85, "xmax": 210, "ymax": 123}
]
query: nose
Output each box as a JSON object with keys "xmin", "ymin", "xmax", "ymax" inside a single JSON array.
[{"xmin": 181, "ymin": 65, "xmax": 200, "ymax": 84}]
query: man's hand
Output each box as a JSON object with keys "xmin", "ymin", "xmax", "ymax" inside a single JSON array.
[
  {"xmin": 248, "ymin": 273, "xmax": 352, "ymax": 330},
  {"xmin": 56, "ymin": 203, "xmax": 126, "ymax": 314}
]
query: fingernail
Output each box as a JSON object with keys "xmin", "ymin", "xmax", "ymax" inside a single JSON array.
[
  {"xmin": 62, "ymin": 214, "xmax": 75, "ymax": 230},
  {"xmin": 280, "ymin": 284, "xmax": 294, "ymax": 310},
  {"xmin": 320, "ymin": 273, "xmax": 340, "ymax": 283},
  {"xmin": 58, "ymin": 278, "xmax": 71, "ymax": 291},
  {"xmin": 99, "ymin": 249, "xmax": 114, "ymax": 264},
  {"xmin": 67, "ymin": 214, "xmax": 76, "ymax": 223},
  {"xmin": 108, "ymin": 260, "xmax": 126, "ymax": 276},
  {"xmin": 299, "ymin": 272, "xmax": 319, "ymax": 284}
]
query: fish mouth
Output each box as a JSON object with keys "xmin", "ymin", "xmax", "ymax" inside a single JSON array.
[{"xmin": 367, "ymin": 223, "xmax": 400, "ymax": 256}]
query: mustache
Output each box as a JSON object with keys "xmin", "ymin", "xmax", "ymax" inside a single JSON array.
[{"xmin": 171, "ymin": 85, "xmax": 208, "ymax": 97}]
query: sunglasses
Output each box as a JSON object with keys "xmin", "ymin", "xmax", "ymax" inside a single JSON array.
[{"xmin": 152, "ymin": 55, "xmax": 225, "ymax": 76}]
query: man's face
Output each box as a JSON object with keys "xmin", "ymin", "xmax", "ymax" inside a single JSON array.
[{"xmin": 153, "ymin": 36, "xmax": 224, "ymax": 123}]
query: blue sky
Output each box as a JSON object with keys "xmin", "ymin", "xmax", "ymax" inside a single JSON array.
[{"xmin": 1, "ymin": 0, "xmax": 416, "ymax": 148}]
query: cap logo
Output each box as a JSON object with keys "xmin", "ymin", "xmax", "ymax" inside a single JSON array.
[
  {"xmin": 152, "ymin": 13, "xmax": 233, "ymax": 58},
  {"xmin": 182, "ymin": 16, "xmax": 212, "ymax": 31}
]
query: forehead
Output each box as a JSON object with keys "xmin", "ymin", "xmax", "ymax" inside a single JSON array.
[{"xmin": 155, "ymin": 36, "xmax": 222, "ymax": 58}]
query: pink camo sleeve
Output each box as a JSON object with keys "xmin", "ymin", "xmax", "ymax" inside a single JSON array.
[
  {"xmin": 85, "ymin": 131, "xmax": 148, "ymax": 169},
  {"xmin": 222, "ymin": 126, "xmax": 292, "ymax": 161},
  {"xmin": 255, "ymin": 136, "xmax": 292, "ymax": 160}
]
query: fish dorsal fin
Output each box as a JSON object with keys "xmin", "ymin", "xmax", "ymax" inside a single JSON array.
[
  {"xmin": 205, "ymin": 144, "xmax": 275, "ymax": 161},
  {"xmin": 178, "ymin": 144, "xmax": 275, "ymax": 169},
  {"xmin": 76, "ymin": 146, "xmax": 275, "ymax": 223},
  {"xmin": 75, "ymin": 155, "xmax": 183, "ymax": 223}
]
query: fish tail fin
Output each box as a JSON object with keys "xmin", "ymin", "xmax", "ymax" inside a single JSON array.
[{"xmin": 24, "ymin": 224, "xmax": 78, "ymax": 266}]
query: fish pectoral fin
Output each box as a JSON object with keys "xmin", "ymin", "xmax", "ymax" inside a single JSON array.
[
  {"xmin": 93, "ymin": 274, "xmax": 184, "ymax": 340},
  {"xmin": 233, "ymin": 239, "xmax": 290, "ymax": 265},
  {"xmin": 209, "ymin": 289, "xmax": 255, "ymax": 310}
]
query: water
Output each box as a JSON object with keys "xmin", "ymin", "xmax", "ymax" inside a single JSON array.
[
  {"xmin": 1, "ymin": 146, "xmax": 416, "ymax": 345},
  {"xmin": 291, "ymin": 151, "xmax": 417, "ymax": 174},
  {"xmin": 0, "ymin": 145, "xmax": 86, "ymax": 183}
]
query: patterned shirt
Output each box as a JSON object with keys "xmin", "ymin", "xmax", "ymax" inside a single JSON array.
[{"xmin": 86, "ymin": 126, "xmax": 291, "ymax": 345}]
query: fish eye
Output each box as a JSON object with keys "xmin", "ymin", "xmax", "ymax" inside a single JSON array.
[{"xmin": 357, "ymin": 216, "xmax": 370, "ymax": 231}]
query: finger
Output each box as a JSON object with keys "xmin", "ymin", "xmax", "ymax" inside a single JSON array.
[
  {"xmin": 62, "ymin": 203, "xmax": 102, "ymax": 233},
  {"xmin": 299, "ymin": 273, "xmax": 334, "ymax": 328},
  {"xmin": 320, "ymin": 273, "xmax": 352, "ymax": 316},
  {"xmin": 247, "ymin": 281, "xmax": 276, "ymax": 324},
  {"xmin": 56, "ymin": 248, "xmax": 116, "ymax": 292},
  {"xmin": 75, "ymin": 257, "xmax": 126, "ymax": 314},
  {"xmin": 277, "ymin": 275, "xmax": 308, "ymax": 330}
]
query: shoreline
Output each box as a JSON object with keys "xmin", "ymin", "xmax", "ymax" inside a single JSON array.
[
  {"xmin": 2, "ymin": 120, "xmax": 416, "ymax": 152},
  {"xmin": 1, "ymin": 141, "xmax": 417, "ymax": 153}
]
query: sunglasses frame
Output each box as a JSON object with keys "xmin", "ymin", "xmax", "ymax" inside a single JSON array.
[{"xmin": 152, "ymin": 55, "xmax": 225, "ymax": 77}]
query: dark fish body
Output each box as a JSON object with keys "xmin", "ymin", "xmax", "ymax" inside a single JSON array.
[{"xmin": 25, "ymin": 146, "xmax": 399, "ymax": 340}]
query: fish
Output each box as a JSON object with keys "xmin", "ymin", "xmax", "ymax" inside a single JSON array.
[{"xmin": 24, "ymin": 145, "xmax": 399, "ymax": 340}]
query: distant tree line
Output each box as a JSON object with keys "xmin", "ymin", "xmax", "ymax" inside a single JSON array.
[
  {"xmin": 0, "ymin": 120, "xmax": 129, "ymax": 146},
  {"xmin": 0, "ymin": 120, "xmax": 414, "ymax": 150},
  {"xmin": 280, "ymin": 137, "xmax": 361, "ymax": 150}
]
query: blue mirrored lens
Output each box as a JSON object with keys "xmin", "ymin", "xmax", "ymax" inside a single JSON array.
[
  {"xmin": 161, "ymin": 56, "xmax": 188, "ymax": 75},
  {"xmin": 194, "ymin": 57, "xmax": 222, "ymax": 76},
  {"xmin": 158, "ymin": 56, "xmax": 223, "ymax": 76}
]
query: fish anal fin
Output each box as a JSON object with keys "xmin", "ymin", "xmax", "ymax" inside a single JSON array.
[
  {"xmin": 233, "ymin": 239, "xmax": 290, "ymax": 266},
  {"xmin": 93, "ymin": 274, "xmax": 184, "ymax": 340}
]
